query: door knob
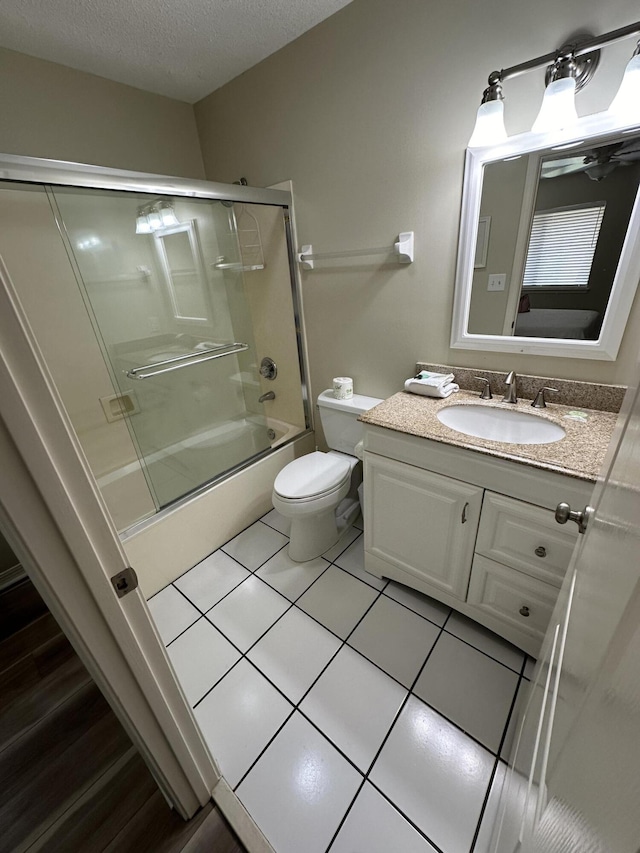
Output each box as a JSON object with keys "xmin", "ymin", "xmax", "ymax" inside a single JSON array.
[{"xmin": 555, "ymin": 502, "xmax": 594, "ymax": 535}]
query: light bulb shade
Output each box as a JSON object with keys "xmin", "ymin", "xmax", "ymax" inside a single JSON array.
[
  {"xmin": 147, "ymin": 207, "xmax": 163, "ymax": 230},
  {"xmin": 468, "ymin": 99, "xmax": 508, "ymax": 147},
  {"xmin": 136, "ymin": 213, "xmax": 152, "ymax": 234},
  {"xmin": 532, "ymin": 77, "xmax": 578, "ymax": 133},
  {"xmin": 159, "ymin": 202, "xmax": 179, "ymax": 227},
  {"xmin": 607, "ymin": 53, "xmax": 640, "ymax": 123}
]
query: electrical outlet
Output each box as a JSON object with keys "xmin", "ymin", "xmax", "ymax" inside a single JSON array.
[{"xmin": 487, "ymin": 273, "xmax": 507, "ymax": 291}]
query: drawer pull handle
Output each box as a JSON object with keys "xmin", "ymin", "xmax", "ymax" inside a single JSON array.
[
  {"xmin": 535, "ymin": 546, "xmax": 547, "ymax": 558},
  {"xmin": 519, "ymin": 605, "xmax": 530, "ymax": 617},
  {"xmin": 461, "ymin": 502, "xmax": 469, "ymax": 524}
]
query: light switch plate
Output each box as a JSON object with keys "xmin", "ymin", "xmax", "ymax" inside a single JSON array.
[{"xmin": 488, "ymin": 273, "xmax": 507, "ymax": 291}]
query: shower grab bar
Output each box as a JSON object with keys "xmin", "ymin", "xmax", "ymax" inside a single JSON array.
[{"xmin": 126, "ymin": 342, "xmax": 249, "ymax": 380}]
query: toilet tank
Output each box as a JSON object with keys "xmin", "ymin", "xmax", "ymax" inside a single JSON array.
[{"xmin": 317, "ymin": 390, "xmax": 383, "ymax": 455}]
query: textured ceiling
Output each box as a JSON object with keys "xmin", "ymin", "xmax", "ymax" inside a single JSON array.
[{"xmin": 0, "ymin": 0, "xmax": 353, "ymax": 103}]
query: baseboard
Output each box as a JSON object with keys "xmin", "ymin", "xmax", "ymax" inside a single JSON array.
[{"xmin": 212, "ymin": 777, "xmax": 275, "ymax": 853}]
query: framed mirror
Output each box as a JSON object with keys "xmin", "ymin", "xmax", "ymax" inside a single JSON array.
[
  {"xmin": 451, "ymin": 117, "xmax": 640, "ymax": 359},
  {"xmin": 153, "ymin": 220, "xmax": 211, "ymax": 324}
]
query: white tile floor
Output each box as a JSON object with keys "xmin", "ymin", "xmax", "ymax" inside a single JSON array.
[{"xmin": 148, "ymin": 511, "xmax": 535, "ymax": 853}]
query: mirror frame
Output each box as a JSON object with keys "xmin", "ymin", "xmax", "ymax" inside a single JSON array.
[
  {"xmin": 153, "ymin": 219, "xmax": 212, "ymax": 325},
  {"xmin": 451, "ymin": 113, "xmax": 640, "ymax": 360}
]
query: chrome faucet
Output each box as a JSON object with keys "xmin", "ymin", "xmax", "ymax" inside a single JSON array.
[
  {"xmin": 502, "ymin": 371, "xmax": 517, "ymax": 404},
  {"xmin": 258, "ymin": 391, "xmax": 276, "ymax": 403}
]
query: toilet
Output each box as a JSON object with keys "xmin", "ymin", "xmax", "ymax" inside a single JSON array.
[{"xmin": 272, "ymin": 389, "xmax": 383, "ymax": 562}]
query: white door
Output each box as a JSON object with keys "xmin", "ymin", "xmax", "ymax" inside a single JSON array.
[
  {"xmin": 490, "ymin": 371, "xmax": 640, "ymax": 852},
  {"xmin": 0, "ymin": 256, "xmax": 220, "ymax": 818}
]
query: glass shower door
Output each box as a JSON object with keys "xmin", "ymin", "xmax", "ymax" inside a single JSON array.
[{"xmin": 51, "ymin": 187, "xmax": 272, "ymax": 510}]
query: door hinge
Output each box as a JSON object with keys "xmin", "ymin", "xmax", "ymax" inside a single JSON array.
[{"xmin": 111, "ymin": 567, "xmax": 139, "ymax": 598}]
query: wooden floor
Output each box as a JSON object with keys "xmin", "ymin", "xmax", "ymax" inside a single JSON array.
[{"xmin": 0, "ymin": 578, "xmax": 245, "ymax": 853}]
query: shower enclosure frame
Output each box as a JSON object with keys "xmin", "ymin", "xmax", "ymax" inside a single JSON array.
[
  {"xmin": 0, "ymin": 152, "xmax": 314, "ymax": 527},
  {"xmin": 0, "ymin": 152, "xmax": 311, "ymax": 849}
]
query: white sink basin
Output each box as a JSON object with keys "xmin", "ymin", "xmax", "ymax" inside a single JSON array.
[{"xmin": 437, "ymin": 404, "xmax": 566, "ymax": 445}]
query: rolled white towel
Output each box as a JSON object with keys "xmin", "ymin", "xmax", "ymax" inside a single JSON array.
[{"xmin": 404, "ymin": 378, "xmax": 459, "ymax": 398}]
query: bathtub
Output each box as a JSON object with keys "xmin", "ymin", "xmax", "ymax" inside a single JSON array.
[
  {"xmin": 97, "ymin": 416, "xmax": 304, "ymax": 534},
  {"xmin": 122, "ymin": 425, "xmax": 315, "ymax": 597}
]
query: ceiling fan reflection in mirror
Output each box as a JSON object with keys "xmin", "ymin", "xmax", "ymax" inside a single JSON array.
[{"xmin": 541, "ymin": 137, "xmax": 640, "ymax": 181}]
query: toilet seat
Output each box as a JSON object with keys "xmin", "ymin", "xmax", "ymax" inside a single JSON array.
[{"xmin": 273, "ymin": 451, "xmax": 352, "ymax": 500}]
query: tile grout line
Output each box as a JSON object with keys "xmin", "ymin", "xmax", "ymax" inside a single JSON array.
[
  {"xmin": 168, "ymin": 550, "xmax": 522, "ymax": 759},
  {"xmin": 229, "ymin": 574, "xmax": 389, "ymax": 792},
  {"xmin": 155, "ymin": 515, "xmax": 529, "ymax": 853},
  {"xmin": 468, "ymin": 654, "xmax": 529, "ymax": 853},
  {"xmin": 468, "ymin": 756, "xmax": 502, "ymax": 853},
  {"xmin": 187, "ymin": 576, "xmax": 511, "ymax": 782},
  {"xmin": 439, "ymin": 628, "xmax": 525, "ymax": 674},
  {"xmin": 147, "ymin": 539, "xmax": 258, "ymax": 602},
  {"xmin": 180, "ymin": 555, "xmax": 509, "ymax": 770},
  {"xmin": 229, "ymin": 571, "xmax": 393, "ymax": 794},
  {"xmin": 346, "ymin": 777, "xmax": 449, "ymax": 853},
  {"xmin": 323, "ymin": 609, "xmax": 456, "ymax": 853}
]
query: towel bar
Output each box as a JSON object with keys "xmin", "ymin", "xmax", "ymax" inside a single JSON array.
[
  {"xmin": 126, "ymin": 342, "xmax": 248, "ymax": 380},
  {"xmin": 298, "ymin": 232, "xmax": 414, "ymax": 269}
]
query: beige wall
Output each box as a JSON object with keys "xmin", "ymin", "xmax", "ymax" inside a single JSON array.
[
  {"xmin": 0, "ymin": 47, "xmax": 204, "ymax": 178},
  {"xmin": 194, "ymin": 0, "xmax": 640, "ymax": 400},
  {"xmin": 469, "ymin": 157, "xmax": 529, "ymax": 335}
]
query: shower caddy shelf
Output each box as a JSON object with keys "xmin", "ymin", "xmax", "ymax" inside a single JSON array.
[
  {"xmin": 297, "ymin": 231, "xmax": 414, "ymax": 269},
  {"xmin": 126, "ymin": 341, "xmax": 248, "ymax": 380}
]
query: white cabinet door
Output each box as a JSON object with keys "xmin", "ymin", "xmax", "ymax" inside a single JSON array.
[{"xmin": 364, "ymin": 453, "xmax": 483, "ymax": 599}]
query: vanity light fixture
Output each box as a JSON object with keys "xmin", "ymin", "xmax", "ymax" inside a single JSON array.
[
  {"xmin": 468, "ymin": 73, "xmax": 508, "ymax": 147},
  {"xmin": 135, "ymin": 201, "xmax": 179, "ymax": 234},
  {"xmin": 147, "ymin": 206, "xmax": 163, "ymax": 230},
  {"xmin": 531, "ymin": 53, "xmax": 581, "ymax": 133},
  {"xmin": 158, "ymin": 201, "xmax": 179, "ymax": 228},
  {"xmin": 607, "ymin": 40, "xmax": 640, "ymax": 124},
  {"xmin": 135, "ymin": 209, "xmax": 153, "ymax": 234},
  {"xmin": 468, "ymin": 21, "xmax": 640, "ymax": 147}
]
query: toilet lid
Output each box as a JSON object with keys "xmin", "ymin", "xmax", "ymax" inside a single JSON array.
[{"xmin": 274, "ymin": 451, "xmax": 352, "ymax": 499}]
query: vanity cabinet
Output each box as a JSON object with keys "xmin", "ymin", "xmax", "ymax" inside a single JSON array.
[
  {"xmin": 365, "ymin": 454, "xmax": 482, "ymax": 599},
  {"xmin": 363, "ymin": 425, "xmax": 590, "ymax": 656}
]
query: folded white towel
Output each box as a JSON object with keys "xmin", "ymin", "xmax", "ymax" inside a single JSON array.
[
  {"xmin": 413, "ymin": 370, "xmax": 455, "ymax": 387},
  {"xmin": 404, "ymin": 378, "xmax": 459, "ymax": 398}
]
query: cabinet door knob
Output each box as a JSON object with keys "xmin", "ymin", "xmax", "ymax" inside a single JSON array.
[
  {"xmin": 519, "ymin": 605, "xmax": 530, "ymax": 617},
  {"xmin": 461, "ymin": 502, "xmax": 469, "ymax": 524},
  {"xmin": 535, "ymin": 546, "xmax": 547, "ymax": 558}
]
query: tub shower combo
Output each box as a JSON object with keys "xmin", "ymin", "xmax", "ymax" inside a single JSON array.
[{"xmin": 0, "ymin": 157, "xmax": 310, "ymax": 533}]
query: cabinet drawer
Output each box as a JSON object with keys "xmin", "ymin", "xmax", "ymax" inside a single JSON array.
[
  {"xmin": 476, "ymin": 492, "xmax": 577, "ymax": 586},
  {"xmin": 468, "ymin": 555, "xmax": 558, "ymax": 647}
]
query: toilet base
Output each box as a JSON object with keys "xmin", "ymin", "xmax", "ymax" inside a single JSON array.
[
  {"xmin": 287, "ymin": 497, "xmax": 360, "ymax": 562},
  {"xmin": 287, "ymin": 506, "xmax": 339, "ymax": 562}
]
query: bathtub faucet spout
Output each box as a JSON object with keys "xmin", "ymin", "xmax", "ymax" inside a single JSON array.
[{"xmin": 259, "ymin": 391, "xmax": 276, "ymax": 403}]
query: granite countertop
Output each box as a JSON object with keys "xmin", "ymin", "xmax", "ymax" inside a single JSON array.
[{"xmin": 360, "ymin": 390, "xmax": 619, "ymax": 482}]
